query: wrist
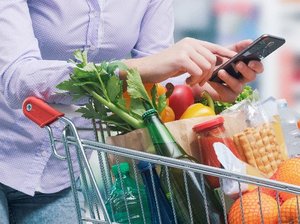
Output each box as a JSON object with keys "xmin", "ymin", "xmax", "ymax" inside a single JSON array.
[{"xmin": 123, "ymin": 57, "xmax": 152, "ymax": 82}]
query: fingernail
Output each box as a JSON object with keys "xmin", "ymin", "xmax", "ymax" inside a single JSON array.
[
  {"xmin": 236, "ymin": 62, "xmax": 244, "ymax": 69},
  {"xmin": 218, "ymin": 69, "xmax": 226, "ymax": 76},
  {"xmin": 248, "ymin": 61, "xmax": 255, "ymax": 68}
]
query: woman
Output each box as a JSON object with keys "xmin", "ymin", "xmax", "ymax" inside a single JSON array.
[{"xmin": 0, "ymin": 0, "xmax": 262, "ymax": 223}]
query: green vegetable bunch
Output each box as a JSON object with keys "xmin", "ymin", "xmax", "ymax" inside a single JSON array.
[
  {"xmin": 213, "ymin": 85, "xmax": 254, "ymax": 114},
  {"xmin": 57, "ymin": 50, "xmax": 167, "ymax": 133},
  {"xmin": 199, "ymin": 85, "xmax": 254, "ymax": 114}
]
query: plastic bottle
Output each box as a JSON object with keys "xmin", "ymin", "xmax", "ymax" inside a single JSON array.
[
  {"xmin": 277, "ymin": 99, "xmax": 300, "ymax": 157},
  {"xmin": 137, "ymin": 161, "xmax": 176, "ymax": 224},
  {"xmin": 105, "ymin": 162, "xmax": 151, "ymax": 224},
  {"xmin": 142, "ymin": 109, "xmax": 224, "ymax": 224}
]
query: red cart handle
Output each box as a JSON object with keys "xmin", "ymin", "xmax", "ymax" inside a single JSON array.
[{"xmin": 22, "ymin": 97, "xmax": 64, "ymax": 127}]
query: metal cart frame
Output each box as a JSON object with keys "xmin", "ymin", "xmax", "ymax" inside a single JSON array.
[{"xmin": 22, "ymin": 96, "xmax": 300, "ymax": 224}]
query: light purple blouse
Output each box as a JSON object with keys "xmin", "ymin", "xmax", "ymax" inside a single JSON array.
[{"xmin": 0, "ymin": 0, "xmax": 174, "ymax": 196}]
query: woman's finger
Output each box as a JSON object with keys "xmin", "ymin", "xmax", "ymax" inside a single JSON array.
[
  {"xmin": 235, "ymin": 62, "xmax": 257, "ymax": 83},
  {"xmin": 198, "ymin": 40, "xmax": 237, "ymax": 58},
  {"xmin": 217, "ymin": 69, "xmax": 244, "ymax": 94},
  {"xmin": 182, "ymin": 57, "xmax": 206, "ymax": 85},
  {"xmin": 228, "ymin": 39, "xmax": 253, "ymax": 52},
  {"xmin": 248, "ymin": 60, "xmax": 264, "ymax": 73},
  {"xmin": 189, "ymin": 49, "xmax": 216, "ymax": 86}
]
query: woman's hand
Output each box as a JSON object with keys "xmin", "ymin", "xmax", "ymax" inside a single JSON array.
[
  {"xmin": 123, "ymin": 37, "xmax": 236, "ymax": 85},
  {"xmin": 124, "ymin": 38, "xmax": 263, "ymax": 103},
  {"xmin": 194, "ymin": 39, "xmax": 264, "ymax": 102}
]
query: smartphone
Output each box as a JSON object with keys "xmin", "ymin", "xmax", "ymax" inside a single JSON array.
[{"xmin": 209, "ymin": 34, "xmax": 286, "ymax": 83}]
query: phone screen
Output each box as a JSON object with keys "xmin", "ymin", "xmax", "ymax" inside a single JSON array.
[{"xmin": 209, "ymin": 34, "xmax": 286, "ymax": 83}]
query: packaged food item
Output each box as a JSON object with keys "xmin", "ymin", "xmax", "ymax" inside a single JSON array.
[
  {"xmin": 221, "ymin": 94, "xmax": 288, "ymax": 177},
  {"xmin": 232, "ymin": 123, "xmax": 286, "ymax": 177},
  {"xmin": 193, "ymin": 116, "xmax": 241, "ymax": 188},
  {"xmin": 213, "ymin": 142, "xmax": 267, "ymax": 198}
]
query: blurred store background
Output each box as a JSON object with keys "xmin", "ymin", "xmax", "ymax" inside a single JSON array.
[{"xmin": 173, "ymin": 0, "xmax": 300, "ymax": 112}]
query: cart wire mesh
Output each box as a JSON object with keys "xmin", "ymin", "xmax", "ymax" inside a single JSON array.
[{"xmin": 23, "ymin": 97, "xmax": 300, "ymax": 224}]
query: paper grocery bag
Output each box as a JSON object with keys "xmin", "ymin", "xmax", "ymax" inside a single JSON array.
[{"xmin": 106, "ymin": 113, "xmax": 247, "ymax": 163}]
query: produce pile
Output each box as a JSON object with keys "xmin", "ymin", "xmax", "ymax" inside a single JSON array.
[
  {"xmin": 57, "ymin": 51, "xmax": 300, "ymax": 224},
  {"xmin": 57, "ymin": 50, "xmax": 253, "ymax": 133},
  {"xmin": 57, "ymin": 50, "xmax": 164, "ymax": 133},
  {"xmin": 228, "ymin": 158, "xmax": 300, "ymax": 224}
]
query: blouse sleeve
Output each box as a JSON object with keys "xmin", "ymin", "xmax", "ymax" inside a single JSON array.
[
  {"xmin": 131, "ymin": 0, "xmax": 175, "ymax": 58},
  {"xmin": 0, "ymin": 1, "xmax": 74, "ymax": 109}
]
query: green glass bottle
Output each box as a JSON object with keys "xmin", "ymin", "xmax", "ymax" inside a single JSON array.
[{"xmin": 142, "ymin": 109, "xmax": 224, "ymax": 224}]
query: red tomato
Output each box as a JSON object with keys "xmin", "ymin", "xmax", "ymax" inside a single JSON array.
[{"xmin": 168, "ymin": 85, "xmax": 194, "ymax": 120}]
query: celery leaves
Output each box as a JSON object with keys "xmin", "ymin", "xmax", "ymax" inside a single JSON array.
[{"xmin": 56, "ymin": 50, "xmax": 162, "ymax": 133}]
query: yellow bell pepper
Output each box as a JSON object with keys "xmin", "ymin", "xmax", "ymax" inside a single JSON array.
[{"xmin": 180, "ymin": 91, "xmax": 215, "ymax": 119}]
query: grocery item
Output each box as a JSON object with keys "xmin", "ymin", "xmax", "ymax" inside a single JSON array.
[
  {"xmin": 180, "ymin": 91, "xmax": 215, "ymax": 120},
  {"xmin": 168, "ymin": 84, "xmax": 194, "ymax": 120},
  {"xmin": 160, "ymin": 106, "xmax": 175, "ymax": 123},
  {"xmin": 105, "ymin": 162, "xmax": 151, "ymax": 224},
  {"xmin": 233, "ymin": 123, "xmax": 286, "ymax": 177},
  {"xmin": 193, "ymin": 116, "xmax": 241, "ymax": 188},
  {"xmin": 277, "ymin": 99, "xmax": 300, "ymax": 158},
  {"xmin": 213, "ymin": 85, "xmax": 254, "ymax": 114},
  {"xmin": 272, "ymin": 157, "xmax": 300, "ymax": 201},
  {"xmin": 180, "ymin": 103, "xmax": 215, "ymax": 119},
  {"xmin": 137, "ymin": 161, "xmax": 176, "ymax": 224},
  {"xmin": 280, "ymin": 197, "xmax": 300, "ymax": 223},
  {"xmin": 228, "ymin": 191, "xmax": 278, "ymax": 224},
  {"xmin": 57, "ymin": 51, "xmax": 169, "ymax": 134},
  {"xmin": 272, "ymin": 114, "xmax": 288, "ymax": 160},
  {"xmin": 142, "ymin": 109, "xmax": 224, "ymax": 224},
  {"xmin": 259, "ymin": 171, "xmax": 283, "ymax": 204}
]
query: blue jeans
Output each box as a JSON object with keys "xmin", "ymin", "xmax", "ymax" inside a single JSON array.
[{"xmin": 0, "ymin": 183, "xmax": 83, "ymax": 224}]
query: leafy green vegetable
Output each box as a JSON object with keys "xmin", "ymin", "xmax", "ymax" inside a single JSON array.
[
  {"xmin": 214, "ymin": 85, "xmax": 254, "ymax": 114},
  {"xmin": 126, "ymin": 69, "xmax": 153, "ymax": 105},
  {"xmin": 57, "ymin": 50, "xmax": 167, "ymax": 133},
  {"xmin": 199, "ymin": 85, "xmax": 254, "ymax": 114}
]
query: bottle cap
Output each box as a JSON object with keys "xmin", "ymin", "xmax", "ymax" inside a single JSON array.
[
  {"xmin": 192, "ymin": 116, "xmax": 224, "ymax": 133},
  {"xmin": 142, "ymin": 109, "xmax": 158, "ymax": 120},
  {"xmin": 277, "ymin": 98, "xmax": 288, "ymax": 108},
  {"xmin": 112, "ymin": 162, "xmax": 130, "ymax": 176}
]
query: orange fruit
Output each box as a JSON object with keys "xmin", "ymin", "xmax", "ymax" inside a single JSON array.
[
  {"xmin": 160, "ymin": 106, "xmax": 175, "ymax": 123},
  {"xmin": 228, "ymin": 191, "xmax": 278, "ymax": 224},
  {"xmin": 147, "ymin": 83, "xmax": 169, "ymax": 105},
  {"xmin": 143, "ymin": 83, "xmax": 155, "ymax": 96},
  {"xmin": 154, "ymin": 83, "xmax": 167, "ymax": 97},
  {"xmin": 273, "ymin": 158, "xmax": 300, "ymax": 202},
  {"xmin": 144, "ymin": 83, "xmax": 167, "ymax": 97},
  {"xmin": 259, "ymin": 171, "xmax": 283, "ymax": 204},
  {"xmin": 280, "ymin": 197, "xmax": 300, "ymax": 223}
]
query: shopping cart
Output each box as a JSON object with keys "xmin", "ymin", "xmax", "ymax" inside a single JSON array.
[{"xmin": 22, "ymin": 96, "xmax": 300, "ymax": 224}]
